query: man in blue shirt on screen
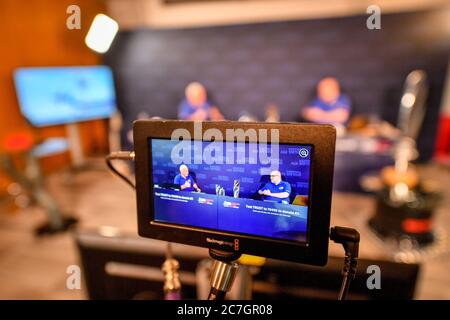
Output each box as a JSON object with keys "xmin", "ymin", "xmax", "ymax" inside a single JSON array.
[
  {"xmin": 258, "ymin": 170, "xmax": 291, "ymax": 204},
  {"xmin": 174, "ymin": 164, "xmax": 201, "ymax": 192}
]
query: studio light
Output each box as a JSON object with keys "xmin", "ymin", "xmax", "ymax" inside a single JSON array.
[{"xmin": 85, "ymin": 14, "xmax": 119, "ymax": 54}]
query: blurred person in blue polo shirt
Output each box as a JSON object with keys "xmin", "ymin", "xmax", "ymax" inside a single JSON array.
[
  {"xmin": 174, "ymin": 164, "xmax": 201, "ymax": 192},
  {"xmin": 301, "ymin": 77, "xmax": 351, "ymax": 125},
  {"xmin": 258, "ymin": 170, "xmax": 291, "ymax": 204},
  {"xmin": 178, "ymin": 82, "xmax": 224, "ymax": 121}
]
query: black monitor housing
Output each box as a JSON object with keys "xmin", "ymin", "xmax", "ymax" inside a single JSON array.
[{"xmin": 134, "ymin": 120, "xmax": 336, "ymax": 266}]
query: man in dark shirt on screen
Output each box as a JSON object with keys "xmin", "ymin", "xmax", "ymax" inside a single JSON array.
[{"xmin": 258, "ymin": 170, "xmax": 291, "ymax": 204}]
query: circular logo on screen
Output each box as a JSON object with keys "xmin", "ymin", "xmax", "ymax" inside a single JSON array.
[{"xmin": 299, "ymin": 148, "xmax": 309, "ymax": 158}]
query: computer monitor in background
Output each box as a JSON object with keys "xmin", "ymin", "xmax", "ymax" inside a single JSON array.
[
  {"xmin": 14, "ymin": 66, "xmax": 117, "ymax": 127},
  {"xmin": 13, "ymin": 66, "xmax": 118, "ymax": 166}
]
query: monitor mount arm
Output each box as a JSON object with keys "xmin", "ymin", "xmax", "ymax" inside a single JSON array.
[
  {"xmin": 207, "ymin": 249, "xmax": 241, "ymax": 300},
  {"xmin": 206, "ymin": 226, "xmax": 360, "ymax": 301}
]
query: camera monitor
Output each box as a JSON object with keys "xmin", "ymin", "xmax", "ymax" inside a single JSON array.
[{"xmin": 134, "ymin": 120, "xmax": 336, "ymax": 266}]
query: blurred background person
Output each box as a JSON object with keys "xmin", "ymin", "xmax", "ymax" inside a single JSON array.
[
  {"xmin": 178, "ymin": 82, "xmax": 224, "ymax": 121},
  {"xmin": 301, "ymin": 77, "xmax": 351, "ymax": 125},
  {"xmin": 265, "ymin": 103, "xmax": 280, "ymax": 122}
]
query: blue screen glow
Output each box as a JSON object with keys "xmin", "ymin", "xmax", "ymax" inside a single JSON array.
[
  {"xmin": 151, "ymin": 138, "xmax": 313, "ymax": 243},
  {"xmin": 14, "ymin": 66, "xmax": 117, "ymax": 127}
]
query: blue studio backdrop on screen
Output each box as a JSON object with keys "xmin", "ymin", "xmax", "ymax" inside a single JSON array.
[{"xmin": 151, "ymin": 138, "xmax": 313, "ymax": 242}]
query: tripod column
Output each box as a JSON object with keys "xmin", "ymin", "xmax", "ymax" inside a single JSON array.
[{"xmin": 208, "ymin": 259, "xmax": 239, "ymax": 300}]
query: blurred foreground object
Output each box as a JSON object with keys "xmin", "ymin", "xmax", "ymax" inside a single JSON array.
[
  {"xmin": 367, "ymin": 70, "xmax": 442, "ymax": 248},
  {"xmin": 75, "ymin": 229, "xmax": 420, "ymax": 300},
  {"xmin": 0, "ymin": 130, "xmax": 77, "ymax": 235},
  {"xmin": 348, "ymin": 114, "xmax": 401, "ymax": 140}
]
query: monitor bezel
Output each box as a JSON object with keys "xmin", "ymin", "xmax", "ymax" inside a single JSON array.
[{"xmin": 134, "ymin": 120, "xmax": 336, "ymax": 266}]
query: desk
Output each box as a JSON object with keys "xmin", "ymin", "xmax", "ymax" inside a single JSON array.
[{"xmin": 334, "ymin": 135, "xmax": 394, "ymax": 193}]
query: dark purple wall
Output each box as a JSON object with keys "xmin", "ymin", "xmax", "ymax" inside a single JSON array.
[{"xmin": 105, "ymin": 9, "xmax": 450, "ymax": 159}]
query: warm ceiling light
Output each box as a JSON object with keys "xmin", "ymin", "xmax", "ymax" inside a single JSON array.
[{"xmin": 85, "ymin": 14, "xmax": 119, "ymax": 54}]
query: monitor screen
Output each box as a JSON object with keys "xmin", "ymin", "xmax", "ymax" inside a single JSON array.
[
  {"xmin": 150, "ymin": 138, "xmax": 313, "ymax": 244},
  {"xmin": 13, "ymin": 66, "xmax": 117, "ymax": 127}
]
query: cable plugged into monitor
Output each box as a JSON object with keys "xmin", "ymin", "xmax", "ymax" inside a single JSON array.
[
  {"xmin": 105, "ymin": 151, "xmax": 135, "ymax": 189},
  {"xmin": 330, "ymin": 226, "xmax": 360, "ymax": 300}
]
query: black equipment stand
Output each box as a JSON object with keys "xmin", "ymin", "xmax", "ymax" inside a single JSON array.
[{"xmin": 206, "ymin": 226, "xmax": 360, "ymax": 301}]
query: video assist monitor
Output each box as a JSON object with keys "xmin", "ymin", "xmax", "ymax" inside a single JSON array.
[
  {"xmin": 152, "ymin": 139, "xmax": 312, "ymax": 243},
  {"xmin": 135, "ymin": 120, "xmax": 336, "ymax": 265},
  {"xmin": 13, "ymin": 66, "xmax": 117, "ymax": 127}
]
